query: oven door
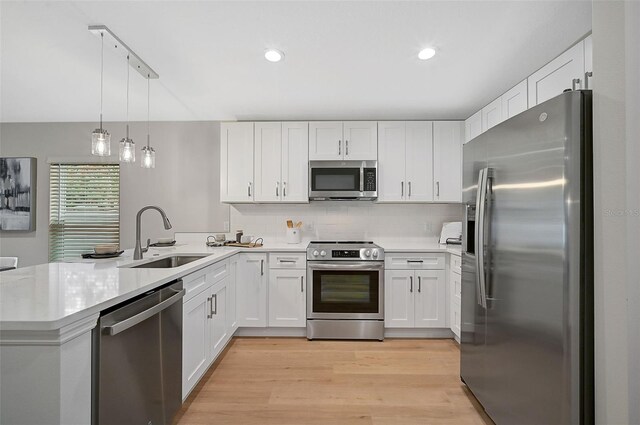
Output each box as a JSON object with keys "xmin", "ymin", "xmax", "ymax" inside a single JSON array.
[{"xmin": 307, "ymin": 261, "xmax": 384, "ymax": 320}]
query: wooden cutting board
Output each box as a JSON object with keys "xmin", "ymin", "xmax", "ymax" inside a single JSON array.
[{"xmin": 225, "ymin": 242, "xmax": 264, "ymax": 248}]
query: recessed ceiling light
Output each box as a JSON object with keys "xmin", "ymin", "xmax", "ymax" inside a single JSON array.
[
  {"xmin": 265, "ymin": 49, "xmax": 284, "ymax": 63},
  {"xmin": 418, "ymin": 47, "xmax": 436, "ymax": 60}
]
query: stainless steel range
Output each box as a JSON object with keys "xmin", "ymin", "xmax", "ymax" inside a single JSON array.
[{"xmin": 306, "ymin": 241, "xmax": 385, "ymax": 341}]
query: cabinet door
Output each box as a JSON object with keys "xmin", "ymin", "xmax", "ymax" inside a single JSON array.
[
  {"xmin": 220, "ymin": 122, "xmax": 254, "ymax": 202},
  {"xmin": 481, "ymin": 97, "xmax": 503, "ymax": 131},
  {"xmin": 464, "ymin": 110, "xmax": 482, "ymax": 144},
  {"xmin": 527, "ymin": 41, "xmax": 584, "ymax": 107},
  {"xmin": 209, "ymin": 280, "xmax": 228, "ymax": 359},
  {"xmin": 268, "ymin": 269, "xmax": 306, "ymax": 327},
  {"xmin": 384, "ymin": 270, "xmax": 415, "ymax": 328},
  {"xmin": 414, "ymin": 270, "xmax": 446, "ymax": 328},
  {"xmin": 227, "ymin": 257, "xmax": 238, "ymax": 332},
  {"xmin": 405, "ymin": 121, "xmax": 433, "ymax": 202},
  {"xmin": 254, "ymin": 122, "xmax": 282, "ymax": 202},
  {"xmin": 182, "ymin": 287, "xmax": 211, "ymax": 399},
  {"xmin": 343, "ymin": 121, "xmax": 377, "ymax": 160},
  {"xmin": 236, "ymin": 254, "xmax": 268, "ymax": 327},
  {"xmin": 433, "ymin": 121, "xmax": 463, "ymax": 202},
  {"xmin": 377, "ymin": 122, "xmax": 406, "ymax": 202},
  {"xmin": 309, "ymin": 122, "xmax": 342, "ymax": 160},
  {"xmin": 281, "ymin": 122, "xmax": 309, "ymax": 203},
  {"xmin": 501, "ymin": 80, "xmax": 528, "ymax": 120}
]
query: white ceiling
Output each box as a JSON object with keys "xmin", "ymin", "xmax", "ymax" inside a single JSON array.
[{"xmin": 0, "ymin": 1, "xmax": 592, "ymax": 123}]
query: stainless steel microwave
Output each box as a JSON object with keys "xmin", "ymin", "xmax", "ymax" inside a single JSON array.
[{"xmin": 309, "ymin": 160, "xmax": 377, "ymax": 200}]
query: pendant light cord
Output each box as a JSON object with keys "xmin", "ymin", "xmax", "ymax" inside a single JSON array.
[
  {"xmin": 147, "ymin": 75, "xmax": 150, "ymax": 148},
  {"xmin": 99, "ymin": 32, "xmax": 104, "ymax": 130},
  {"xmin": 125, "ymin": 55, "xmax": 130, "ymax": 139}
]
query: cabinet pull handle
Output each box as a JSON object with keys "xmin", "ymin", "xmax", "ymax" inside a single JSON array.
[
  {"xmin": 584, "ymin": 72, "xmax": 593, "ymax": 90},
  {"xmin": 436, "ymin": 181, "xmax": 440, "ymax": 198},
  {"xmin": 207, "ymin": 296, "xmax": 212, "ymax": 319},
  {"xmin": 212, "ymin": 294, "xmax": 217, "ymax": 315},
  {"xmin": 407, "ymin": 259, "xmax": 424, "ymax": 264},
  {"xmin": 408, "ymin": 181, "xmax": 412, "ymax": 197},
  {"xmin": 410, "ymin": 276, "xmax": 413, "ymax": 293},
  {"xmin": 418, "ymin": 276, "xmax": 422, "ymax": 293},
  {"xmin": 401, "ymin": 181, "xmax": 404, "ymax": 197},
  {"xmin": 572, "ymin": 78, "xmax": 581, "ymax": 91},
  {"xmin": 260, "ymin": 259, "xmax": 264, "ymax": 276},
  {"xmin": 301, "ymin": 276, "xmax": 304, "ymax": 292},
  {"xmin": 279, "ymin": 259, "xmax": 297, "ymax": 263},
  {"xmin": 283, "ymin": 182, "xmax": 287, "ymax": 197},
  {"xmin": 345, "ymin": 140, "xmax": 349, "ymax": 156},
  {"xmin": 276, "ymin": 182, "xmax": 279, "ymax": 197},
  {"xmin": 248, "ymin": 182, "xmax": 252, "ymax": 197},
  {"xmin": 338, "ymin": 140, "xmax": 342, "ymax": 156}
]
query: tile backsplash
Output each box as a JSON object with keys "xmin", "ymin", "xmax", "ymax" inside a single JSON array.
[{"xmin": 230, "ymin": 202, "xmax": 463, "ymax": 241}]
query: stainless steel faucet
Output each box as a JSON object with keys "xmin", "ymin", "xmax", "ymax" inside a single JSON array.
[{"xmin": 134, "ymin": 206, "xmax": 172, "ymax": 260}]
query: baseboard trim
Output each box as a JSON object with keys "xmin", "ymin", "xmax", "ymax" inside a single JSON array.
[{"xmin": 235, "ymin": 327, "xmax": 455, "ymax": 339}]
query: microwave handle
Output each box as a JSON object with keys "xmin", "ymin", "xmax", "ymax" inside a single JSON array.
[{"xmin": 359, "ymin": 167, "xmax": 364, "ymax": 192}]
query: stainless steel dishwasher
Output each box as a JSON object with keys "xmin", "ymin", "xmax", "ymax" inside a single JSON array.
[{"xmin": 92, "ymin": 280, "xmax": 184, "ymax": 425}]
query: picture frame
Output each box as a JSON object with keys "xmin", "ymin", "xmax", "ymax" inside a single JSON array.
[{"xmin": 0, "ymin": 157, "xmax": 37, "ymax": 231}]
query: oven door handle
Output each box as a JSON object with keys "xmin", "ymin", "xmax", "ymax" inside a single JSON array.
[{"xmin": 308, "ymin": 262, "xmax": 384, "ymax": 271}]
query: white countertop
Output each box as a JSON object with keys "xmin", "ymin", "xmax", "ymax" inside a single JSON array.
[{"xmin": 0, "ymin": 239, "xmax": 461, "ymax": 332}]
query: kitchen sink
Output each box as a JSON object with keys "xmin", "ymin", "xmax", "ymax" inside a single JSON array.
[{"xmin": 131, "ymin": 255, "xmax": 208, "ymax": 269}]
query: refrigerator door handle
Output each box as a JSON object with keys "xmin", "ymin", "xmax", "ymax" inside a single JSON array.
[{"xmin": 475, "ymin": 168, "xmax": 489, "ymax": 308}]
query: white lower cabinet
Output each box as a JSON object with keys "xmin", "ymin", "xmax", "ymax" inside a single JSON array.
[
  {"xmin": 210, "ymin": 279, "xmax": 228, "ymax": 358},
  {"xmin": 385, "ymin": 269, "xmax": 446, "ymax": 328},
  {"xmin": 449, "ymin": 255, "xmax": 462, "ymax": 339},
  {"xmin": 236, "ymin": 253, "xmax": 268, "ymax": 327},
  {"xmin": 268, "ymin": 269, "xmax": 306, "ymax": 327}
]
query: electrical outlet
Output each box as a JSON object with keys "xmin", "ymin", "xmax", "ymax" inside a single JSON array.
[{"xmin": 223, "ymin": 221, "xmax": 230, "ymax": 232}]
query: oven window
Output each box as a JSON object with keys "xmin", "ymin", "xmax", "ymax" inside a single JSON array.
[
  {"xmin": 312, "ymin": 270, "xmax": 379, "ymax": 313},
  {"xmin": 311, "ymin": 168, "xmax": 360, "ymax": 191}
]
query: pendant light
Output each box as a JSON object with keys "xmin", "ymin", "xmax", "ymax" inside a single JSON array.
[
  {"xmin": 141, "ymin": 75, "xmax": 155, "ymax": 169},
  {"xmin": 91, "ymin": 32, "xmax": 111, "ymax": 156},
  {"xmin": 119, "ymin": 55, "xmax": 135, "ymax": 163}
]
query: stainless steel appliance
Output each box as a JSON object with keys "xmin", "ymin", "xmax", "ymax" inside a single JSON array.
[
  {"xmin": 306, "ymin": 241, "xmax": 385, "ymax": 340},
  {"xmin": 460, "ymin": 90, "xmax": 593, "ymax": 424},
  {"xmin": 93, "ymin": 280, "xmax": 185, "ymax": 425},
  {"xmin": 309, "ymin": 160, "xmax": 377, "ymax": 200}
]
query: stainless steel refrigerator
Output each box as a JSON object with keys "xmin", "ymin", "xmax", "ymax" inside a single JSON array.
[{"xmin": 460, "ymin": 90, "xmax": 594, "ymax": 424}]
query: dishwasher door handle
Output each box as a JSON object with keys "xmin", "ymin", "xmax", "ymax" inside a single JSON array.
[{"xmin": 103, "ymin": 288, "xmax": 186, "ymax": 336}]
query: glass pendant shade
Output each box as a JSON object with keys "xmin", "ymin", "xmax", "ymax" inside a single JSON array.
[
  {"xmin": 119, "ymin": 138, "xmax": 135, "ymax": 163},
  {"xmin": 141, "ymin": 145, "xmax": 156, "ymax": 169},
  {"xmin": 91, "ymin": 129, "xmax": 111, "ymax": 156}
]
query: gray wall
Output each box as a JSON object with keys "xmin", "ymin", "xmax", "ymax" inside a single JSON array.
[{"xmin": 0, "ymin": 121, "xmax": 229, "ymax": 266}]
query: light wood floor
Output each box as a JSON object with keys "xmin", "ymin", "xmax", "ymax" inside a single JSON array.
[{"xmin": 175, "ymin": 338, "xmax": 493, "ymax": 425}]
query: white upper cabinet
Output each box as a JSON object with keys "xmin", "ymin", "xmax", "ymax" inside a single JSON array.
[
  {"xmin": 342, "ymin": 121, "xmax": 377, "ymax": 160},
  {"xmin": 254, "ymin": 122, "xmax": 282, "ymax": 202},
  {"xmin": 528, "ymin": 41, "xmax": 585, "ymax": 108},
  {"xmin": 378, "ymin": 121, "xmax": 433, "ymax": 202},
  {"xmin": 433, "ymin": 121, "xmax": 463, "ymax": 202},
  {"xmin": 481, "ymin": 97, "xmax": 503, "ymax": 131},
  {"xmin": 309, "ymin": 121, "xmax": 377, "ymax": 161},
  {"xmin": 464, "ymin": 110, "xmax": 482, "ymax": 144},
  {"xmin": 405, "ymin": 121, "xmax": 433, "ymax": 202},
  {"xmin": 309, "ymin": 122, "xmax": 343, "ymax": 160},
  {"xmin": 281, "ymin": 122, "xmax": 309, "ymax": 202},
  {"xmin": 501, "ymin": 79, "xmax": 528, "ymax": 121},
  {"xmin": 220, "ymin": 122, "xmax": 254, "ymax": 203}
]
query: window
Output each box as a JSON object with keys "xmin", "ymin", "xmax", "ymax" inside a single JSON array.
[{"xmin": 49, "ymin": 163, "xmax": 120, "ymax": 261}]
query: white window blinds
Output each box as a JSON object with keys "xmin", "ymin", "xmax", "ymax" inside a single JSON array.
[{"xmin": 49, "ymin": 163, "xmax": 120, "ymax": 261}]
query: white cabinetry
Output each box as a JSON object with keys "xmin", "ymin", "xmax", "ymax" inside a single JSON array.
[
  {"xmin": 464, "ymin": 110, "xmax": 482, "ymax": 144},
  {"xmin": 254, "ymin": 122, "xmax": 309, "ymax": 203},
  {"xmin": 527, "ymin": 41, "xmax": 585, "ymax": 108},
  {"xmin": 433, "ymin": 121, "xmax": 463, "ymax": 202},
  {"xmin": 501, "ymin": 80, "xmax": 528, "ymax": 120},
  {"xmin": 378, "ymin": 121, "xmax": 433, "ymax": 202},
  {"xmin": 309, "ymin": 121, "xmax": 377, "ymax": 161},
  {"xmin": 236, "ymin": 253, "xmax": 268, "ymax": 327},
  {"xmin": 182, "ymin": 286, "xmax": 210, "ymax": 398},
  {"xmin": 449, "ymin": 254, "xmax": 462, "ymax": 339},
  {"xmin": 384, "ymin": 252, "xmax": 447, "ymax": 329},
  {"xmin": 220, "ymin": 122, "xmax": 254, "ymax": 203},
  {"xmin": 481, "ymin": 97, "xmax": 503, "ymax": 132},
  {"xmin": 268, "ymin": 253, "xmax": 306, "ymax": 327}
]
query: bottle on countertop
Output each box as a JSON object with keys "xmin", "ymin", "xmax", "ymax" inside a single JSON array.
[{"xmin": 235, "ymin": 230, "xmax": 243, "ymax": 243}]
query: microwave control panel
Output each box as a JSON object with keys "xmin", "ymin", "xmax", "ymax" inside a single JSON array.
[{"xmin": 364, "ymin": 168, "xmax": 376, "ymax": 191}]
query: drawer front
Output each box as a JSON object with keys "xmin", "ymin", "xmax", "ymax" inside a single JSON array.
[
  {"xmin": 268, "ymin": 253, "xmax": 306, "ymax": 269},
  {"xmin": 208, "ymin": 259, "xmax": 230, "ymax": 284},
  {"xmin": 450, "ymin": 270, "xmax": 462, "ymax": 300},
  {"xmin": 451, "ymin": 254, "xmax": 462, "ymax": 275},
  {"xmin": 183, "ymin": 268, "xmax": 210, "ymax": 300},
  {"xmin": 385, "ymin": 253, "xmax": 445, "ymax": 270}
]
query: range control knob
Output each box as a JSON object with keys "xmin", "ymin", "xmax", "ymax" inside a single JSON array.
[
  {"xmin": 372, "ymin": 249, "xmax": 379, "ymax": 258},
  {"xmin": 312, "ymin": 250, "xmax": 319, "ymax": 257},
  {"xmin": 364, "ymin": 249, "xmax": 371, "ymax": 257},
  {"xmin": 320, "ymin": 250, "xmax": 327, "ymax": 257}
]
